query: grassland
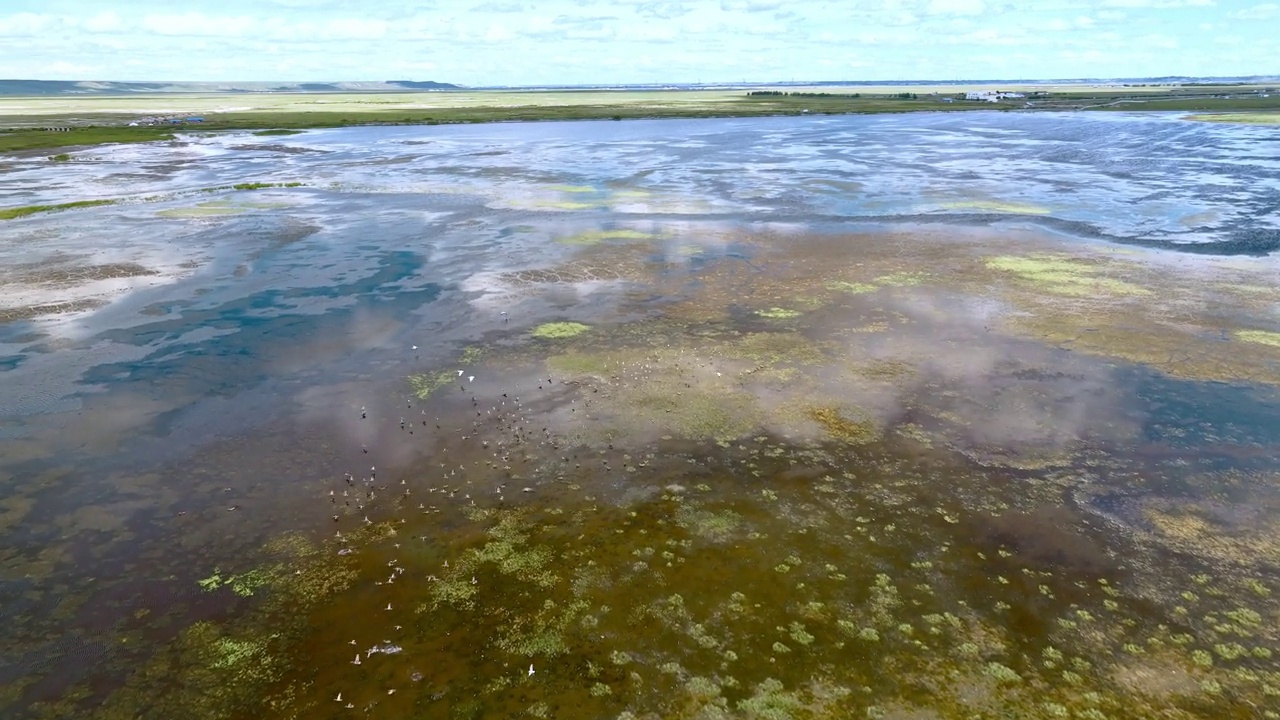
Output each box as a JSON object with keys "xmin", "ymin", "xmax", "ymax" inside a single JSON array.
[{"xmin": 1, "ymin": 84, "xmax": 1277, "ymax": 153}]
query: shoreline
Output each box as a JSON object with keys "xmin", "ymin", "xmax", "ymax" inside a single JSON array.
[{"xmin": 3, "ymin": 88, "xmax": 1278, "ymax": 153}]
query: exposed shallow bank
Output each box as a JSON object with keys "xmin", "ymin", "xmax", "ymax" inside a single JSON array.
[{"xmin": 1185, "ymin": 113, "xmax": 1280, "ymax": 125}]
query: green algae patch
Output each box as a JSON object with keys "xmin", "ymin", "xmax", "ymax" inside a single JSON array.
[
  {"xmin": 408, "ymin": 370, "xmax": 455, "ymax": 399},
  {"xmin": 1185, "ymin": 113, "xmax": 1280, "ymax": 125},
  {"xmin": 557, "ymin": 229, "xmax": 658, "ymax": 245},
  {"xmin": 532, "ymin": 322, "xmax": 592, "ymax": 339},
  {"xmin": 231, "ymin": 182, "xmax": 304, "ymax": 191},
  {"xmin": 197, "ymin": 566, "xmax": 280, "ymax": 597},
  {"xmin": 619, "ymin": 383, "xmax": 761, "ymax": 441},
  {"xmin": 757, "ymin": 308, "xmax": 801, "ymax": 319},
  {"xmin": 986, "ymin": 254, "xmax": 1150, "ymax": 297},
  {"xmin": 157, "ymin": 201, "xmax": 247, "ymax": 218},
  {"xmin": 674, "ymin": 506, "xmax": 742, "ymax": 542},
  {"xmin": 548, "ymin": 350, "xmax": 612, "ymax": 376},
  {"xmin": 875, "ymin": 271, "xmax": 929, "ymax": 287},
  {"xmin": 829, "ymin": 281, "xmax": 878, "ymax": 294},
  {"xmin": 0, "ymin": 199, "xmax": 115, "ymax": 220},
  {"xmin": 940, "ymin": 199, "xmax": 1052, "ymax": 215},
  {"xmin": 808, "ymin": 406, "xmax": 879, "ymax": 444},
  {"xmin": 535, "ymin": 200, "xmax": 597, "ymax": 210},
  {"xmin": 1235, "ymin": 330, "xmax": 1280, "ymax": 348}
]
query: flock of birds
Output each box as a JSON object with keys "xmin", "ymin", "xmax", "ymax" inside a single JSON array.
[{"xmin": 320, "ymin": 361, "xmax": 577, "ymax": 710}]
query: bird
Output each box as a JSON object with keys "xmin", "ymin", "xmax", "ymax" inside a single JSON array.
[
  {"xmin": 386, "ymin": 603, "xmax": 393, "ymax": 611},
  {"xmin": 411, "ymin": 345, "xmax": 418, "ymax": 350},
  {"xmin": 335, "ymin": 693, "xmax": 343, "ymax": 702},
  {"xmin": 468, "ymin": 375, "xmax": 475, "ymax": 383},
  {"xmin": 457, "ymin": 370, "xmax": 464, "ymax": 376},
  {"xmin": 528, "ymin": 664, "xmax": 535, "ymax": 677},
  {"xmin": 353, "ymin": 654, "xmax": 361, "ymax": 665}
]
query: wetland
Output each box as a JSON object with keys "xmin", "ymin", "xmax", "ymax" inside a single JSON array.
[{"xmin": 2, "ymin": 111, "xmax": 1280, "ymax": 719}]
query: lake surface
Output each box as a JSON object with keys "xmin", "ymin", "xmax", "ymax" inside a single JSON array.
[{"xmin": 2, "ymin": 112, "xmax": 1280, "ymax": 719}]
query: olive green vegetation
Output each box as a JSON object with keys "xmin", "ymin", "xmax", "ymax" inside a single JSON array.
[
  {"xmin": 986, "ymin": 254, "xmax": 1150, "ymax": 297},
  {"xmin": 0, "ymin": 199, "xmax": 115, "ymax": 220},
  {"xmin": 4, "ymin": 89, "xmax": 1278, "ymax": 153},
  {"xmin": 0, "ymin": 125, "xmax": 177, "ymax": 152},
  {"xmin": 1235, "ymin": 330, "xmax": 1280, "ymax": 348},
  {"xmin": 48, "ymin": 153, "xmax": 71, "ymax": 162},
  {"xmin": 532, "ymin": 322, "xmax": 592, "ymax": 339},
  {"xmin": 408, "ymin": 370, "xmax": 456, "ymax": 399},
  {"xmin": 557, "ymin": 229, "xmax": 658, "ymax": 245},
  {"xmin": 1, "ymin": 183, "xmax": 307, "ymax": 221},
  {"xmin": 230, "ymin": 182, "xmax": 304, "ymax": 191},
  {"xmin": 1186, "ymin": 113, "xmax": 1280, "ymax": 125}
]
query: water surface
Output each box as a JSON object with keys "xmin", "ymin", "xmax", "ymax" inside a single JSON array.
[{"xmin": 2, "ymin": 113, "xmax": 1280, "ymax": 719}]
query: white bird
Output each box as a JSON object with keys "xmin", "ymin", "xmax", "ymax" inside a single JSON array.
[
  {"xmin": 386, "ymin": 603, "xmax": 393, "ymax": 611},
  {"xmin": 353, "ymin": 654, "xmax": 361, "ymax": 665},
  {"xmin": 411, "ymin": 345, "xmax": 418, "ymax": 350},
  {"xmin": 528, "ymin": 664, "xmax": 535, "ymax": 677},
  {"xmin": 335, "ymin": 692, "xmax": 343, "ymax": 702},
  {"xmin": 468, "ymin": 375, "xmax": 475, "ymax": 383},
  {"xmin": 457, "ymin": 370, "xmax": 464, "ymax": 376}
]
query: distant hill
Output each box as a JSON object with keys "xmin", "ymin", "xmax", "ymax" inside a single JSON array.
[{"xmin": 0, "ymin": 79, "xmax": 462, "ymax": 95}]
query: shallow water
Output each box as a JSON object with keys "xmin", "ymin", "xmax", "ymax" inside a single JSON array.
[{"xmin": 2, "ymin": 113, "xmax": 1280, "ymax": 719}]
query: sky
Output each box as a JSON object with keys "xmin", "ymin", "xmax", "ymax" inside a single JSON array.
[{"xmin": 0, "ymin": 0, "xmax": 1276, "ymax": 85}]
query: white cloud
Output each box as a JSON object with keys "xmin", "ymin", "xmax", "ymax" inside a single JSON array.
[
  {"xmin": 141, "ymin": 13, "xmax": 256, "ymax": 37},
  {"xmin": 0, "ymin": 0, "xmax": 1271, "ymax": 85},
  {"xmin": 1102, "ymin": 0, "xmax": 1214, "ymax": 7},
  {"xmin": 720, "ymin": 0, "xmax": 784, "ymax": 12},
  {"xmin": 483, "ymin": 25, "xmax": 515, "ymax": 42},
  {"xmin": 82, "ymin": 11, "xmax": 125, "ymax": 33},
  {"xmin": 1229, "ymin": 3, "xmax": 1279, "ymax": 20},
  {"xmin": 926, "ymin": 0, "xmax": 985, "ymax": 15},
  {"xmin": 0, "ymin": 12, "xmax": 55, "ymax": 37}
]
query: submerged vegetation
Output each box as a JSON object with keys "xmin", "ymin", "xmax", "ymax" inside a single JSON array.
[{"xmin": 532, "ymin": 321, "xmax": 592, "ymax": 339}]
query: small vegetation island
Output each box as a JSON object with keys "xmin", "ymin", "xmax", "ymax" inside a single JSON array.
[{"xmin": 0, "ymin": 78, "xmax": 1276, "ymax": 153}]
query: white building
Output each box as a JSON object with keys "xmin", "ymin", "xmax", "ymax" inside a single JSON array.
[
  {"xmin": 964, "ymin": 91, "xmax": 1026, "ymax": 102},
  {"xmin": 965, "ymin": 91, "xmax": 1000, "ymax": 102}
]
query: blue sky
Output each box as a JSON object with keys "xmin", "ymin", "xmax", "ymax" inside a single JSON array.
[{"xmin": 0, "ymin": 0, "xmax": 1275, "ymax": 85}]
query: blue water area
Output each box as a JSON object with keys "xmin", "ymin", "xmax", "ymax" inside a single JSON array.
[
  {"xmin": 83, "ymin": 251, "xmax": 436, "ymax": 396},
  {"xmin": 1129, "ymin": 366, "xmax": 1280, "ymax": 449}
]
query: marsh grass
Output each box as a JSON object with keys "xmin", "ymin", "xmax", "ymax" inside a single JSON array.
[
  {"xmin": 0, "ymin": 199, "xmax": 115, "ymax": 220},
  {"xmin": 231, "ymin": 182, "xmax": 304, "ymax": 191}
]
